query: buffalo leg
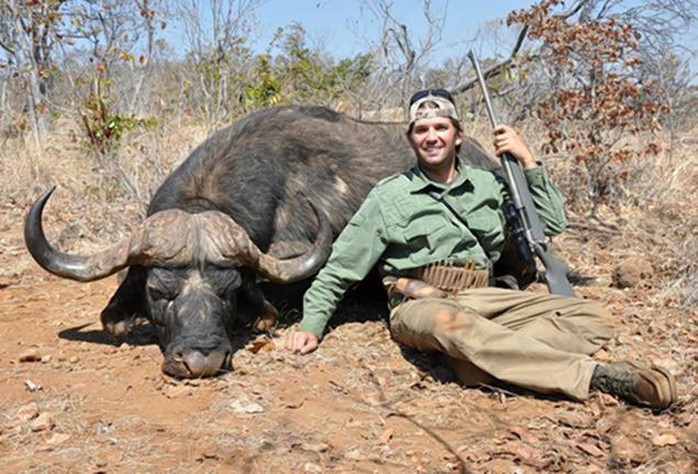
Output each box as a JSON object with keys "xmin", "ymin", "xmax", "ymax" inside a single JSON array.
[
  {"xmin": 100, "ymin": 266, "xmax": 146, "ymax": 337},
  {"xmin": 254, "ymin": 299, "xmax": 279, "ymax": 332},
  {"xmin": 237, "ymin": 275, "xmax": 278, "ymax": 332}
]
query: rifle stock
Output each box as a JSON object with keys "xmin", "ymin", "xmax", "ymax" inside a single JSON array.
[{"xmin": 467, "ymin": 49, "xmax": 575, "ymax": 297}]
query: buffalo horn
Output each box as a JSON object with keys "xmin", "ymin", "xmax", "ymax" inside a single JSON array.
[
  {"xmin": 25, "ymin": 187, "xmax": 135, "ymax": 281},
  {"xmin": 26, "ymin": 187, "xmax": 332, "ymax": 284},
  {"xmin": 24, "ymin": 187, "xmax": 192, "ymax": 282}
]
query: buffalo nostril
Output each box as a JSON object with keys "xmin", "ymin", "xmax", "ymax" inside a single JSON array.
[{"xmin": 166, "ymin": 349, "xmax": 230, "ymax": 378}]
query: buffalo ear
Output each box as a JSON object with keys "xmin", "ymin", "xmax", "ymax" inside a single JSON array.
[{"xmin": 256, "ymin": 200, "xmax": 332, "ymax": 283}]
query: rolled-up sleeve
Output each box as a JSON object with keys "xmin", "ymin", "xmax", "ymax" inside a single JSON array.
[
  {"xmin": 299, "ymin": 192, "xmax": 388, "ymax": 338},
  {"xmin": 524, "ymin": 165, "xmax": 567, "ymax": 236}
]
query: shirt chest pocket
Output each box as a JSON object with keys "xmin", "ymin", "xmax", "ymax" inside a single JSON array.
[
  {"xmin": 466, "ymin": 210, "xmax": 504, "ymax": 249},
  {"xmin": 398, "ymin": 219, "xmax": 448, "ymax": 255}
]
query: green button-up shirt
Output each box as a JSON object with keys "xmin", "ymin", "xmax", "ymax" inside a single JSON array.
[{"xmin": 299, "ymin": 160, "xmax": 567, "ymax": 338}]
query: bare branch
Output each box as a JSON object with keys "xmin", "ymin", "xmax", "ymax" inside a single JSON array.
[
  {"xmin": 561, "ymin": 0, "xmax": 592, "ymax": 19},
  {"xmin": 0, "ymin": 37, "xmax": 15, "ymax": 56},
  {"xmin": 450, "ymin": 0, "xmax": 593, "ymax": 96},
  {"xmin": 451, "ymin": 24, "xmax": 529, "ymax": 95}
]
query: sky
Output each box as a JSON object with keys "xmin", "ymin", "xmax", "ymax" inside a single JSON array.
[
  {"xmin": 163, "ymin": 0, "xmax": 696, "ymax": 78},
  {"xmin": 249, "ymin": 0, "xmax": 542, "ymax": 62}
]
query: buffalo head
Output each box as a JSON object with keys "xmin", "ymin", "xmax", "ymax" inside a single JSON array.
[{"xmin": 24, "ymin": 187, "xmax": 332, "ymax": 378}]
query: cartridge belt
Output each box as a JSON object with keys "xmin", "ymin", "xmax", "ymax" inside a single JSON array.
[{"xmin": 383, "ymin": 261, "xmax": 490, "ymax": 309}]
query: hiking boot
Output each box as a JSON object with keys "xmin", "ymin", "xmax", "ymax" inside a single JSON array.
[{"xmin": 590, "ymin": 361, "xmax": 677, "ymax": 409}]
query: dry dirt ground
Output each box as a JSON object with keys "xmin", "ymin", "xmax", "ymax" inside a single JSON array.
[{"xmin": 0, "ymin": 200, "xmax": 696, "ymax": 473}]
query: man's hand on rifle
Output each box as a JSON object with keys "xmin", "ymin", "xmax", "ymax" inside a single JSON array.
[{"xmin": 493, "ymin": 125, "xmax": 537, "ymax": 169}]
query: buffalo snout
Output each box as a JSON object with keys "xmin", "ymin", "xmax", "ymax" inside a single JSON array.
[{"xmin": 162, "ymin": 341, "xmax": 233, "ymax": 378}]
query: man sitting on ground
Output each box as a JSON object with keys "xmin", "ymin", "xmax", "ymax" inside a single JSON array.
[{"xmin": 286, "ymin": 88, "xmax": 677, "ymax": 410}]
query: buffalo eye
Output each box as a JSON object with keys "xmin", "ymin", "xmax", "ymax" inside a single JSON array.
[
  {"xmin": 204, "ymin": 265, "xmax": 242, "ymax": 296},
  {"xmin": 147, "ymin": 285, "xmax": 175, "ymax": 301},
  {"xmin": 147, "ymin": 267, "xmax": 182, "ymax": 301}
]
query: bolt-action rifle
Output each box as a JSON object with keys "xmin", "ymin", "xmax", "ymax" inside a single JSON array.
[{"xmin": 467, "ymin": 49, "xmax": 575, "ymax": 297}]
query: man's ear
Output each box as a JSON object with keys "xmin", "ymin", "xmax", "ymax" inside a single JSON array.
[
  {"xmin": 406, "ymin": 132, "xmax": 419, "ymax": 152},
  {"xmin": 455, "ymin": 129, "xmax": 464, "ymax": 146}
]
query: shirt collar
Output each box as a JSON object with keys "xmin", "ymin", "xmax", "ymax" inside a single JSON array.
[{"xmin": 407, "ymin": 158, "xmax": 473, "ymax": 193}]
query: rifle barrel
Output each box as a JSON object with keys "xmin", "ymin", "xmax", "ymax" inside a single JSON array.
[
  {"xmin": 467, "ymin": 50, "xmax": 500, "ymax": 128},
  {"xmin": 467, "ymin": 49, "xmax": 576, "ymax": 297}
]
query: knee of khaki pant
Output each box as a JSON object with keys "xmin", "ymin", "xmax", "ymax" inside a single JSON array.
[
  {"xmin": 390, "ymin": 298, "xmax": 469, "ymax": 352},
  {"xmin": 582, "ymin": 302, "xmax": 615, "ymax": 347},
  {"xmin": 391, "ymin": 298, "xmax": 468, "ymax": 330},
  {"xmin": 390, "ymin": 298, "xmax": 483, "ymax": 356}
]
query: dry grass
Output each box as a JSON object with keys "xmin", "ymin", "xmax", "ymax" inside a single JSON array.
[{"xmin": 1, "ymin": 116, "xmax": 210, "ymax": 256}]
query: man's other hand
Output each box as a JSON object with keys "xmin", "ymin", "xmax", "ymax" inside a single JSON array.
[
  {"xmin": 285, "ymin": 330, "xmax": 319, "ymax": 354},
  {"xmin": 493, "ymin": 125, "xmax": 537, "ymax": 169}
]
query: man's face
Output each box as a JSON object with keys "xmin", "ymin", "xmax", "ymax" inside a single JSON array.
[{"xmin": 409, "ymin": 116, "xmax": 463, "ymax": 173}]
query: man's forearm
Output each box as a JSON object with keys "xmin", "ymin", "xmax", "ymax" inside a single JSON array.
[
  {"xmin": 299, "ymin": 269, "xmax": 351, "ymax": 339},
  {"xmin": 524, "ymin": 166, "xmax": 567, "ymax": 236}
]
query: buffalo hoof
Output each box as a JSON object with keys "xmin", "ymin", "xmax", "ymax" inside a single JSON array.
[
  {"xmin": 162, "ymin": 349, "xmax": 232, "ymax": 378},
  {"xmin": 100, "ymin": 308, "xmax": 134, "ymax": 338},
  {"xmin": 254, "ymin": 301, "xmax": 278, "ymax": 332}
]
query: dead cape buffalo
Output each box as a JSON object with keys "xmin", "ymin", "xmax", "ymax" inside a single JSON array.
[{"xmin": 25, "ymin": 105, "xmax": 503, "ymax": 378}]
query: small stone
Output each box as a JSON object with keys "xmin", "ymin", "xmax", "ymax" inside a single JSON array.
[
  {"xmin": 41, "ymin": 354, "xmax": 52, "ymax": 363},
  {"xmin": 344, "ymin": 448, "xmax": 365, "ymax": 461},
  {"xmin": 612, "ymin": 257, "xmax": 653, "ymax": 288},
  {"xmin": 24, "ymin": 379, "xmax": 42, "ymax": 392},
  {"xmin": 14, "ymin": 403, "xmax": 39, "ymax": 423},
  {"xmin": 651, "ymin": 433, "xmax": 680, "ymax": 446},
  {"xmin": 19, "ymin": 347, "xmax": 42, "ymax": 362},
  {"xmin": 46, "ymin": 433, "xmax": 71, "ymax": 445},
  {"xmin": 303, "ymin": 462, "xmax": 323, "ymax": 473},
  {"xmin": 611, "ymin": 433, "xmax": 649, "ymax": 463},
  {"xmin": 362, "ymin": 391, "xmax": 385, "ymax": 406},
  {"xmin": 577, "ymin": 441, "xmax": 605, "ymax": 457},
  {"xmin": 198, "ymin": 442, "xmax": 219, "ymax": 460},
  {"xmin": 281, "ymin": 395, "xmax": 305, "ymax": 409},
  {"xmin": 377, "ymin": 428, "xmax": 394, "ymax": 444},
  {"xmin": 593, "ymin": 348, "xmax": 612, "ymax": 362},
  {"xmin": 228, "ymin": 398, "xmax": 264, "ymax": 414},
  {"xmin": 30, "ymin": 412, "xmax": 55, "ymax": 432},
  {"xmin": 34, "ymin": 443, "xmax": 54, "ymax": 452},
  {"xmin": 300, "ymin": 442, "xmax": 330, "ymax": 453}
]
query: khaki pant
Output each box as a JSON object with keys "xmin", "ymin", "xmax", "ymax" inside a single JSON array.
[{"xmin": 389, "ymin": 287, "xmax": 613, "ymax": 400}]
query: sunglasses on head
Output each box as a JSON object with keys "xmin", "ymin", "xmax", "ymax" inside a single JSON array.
[{"xmin": 408, "ymin": 88, "xmax": 454, "ymax": 106}]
